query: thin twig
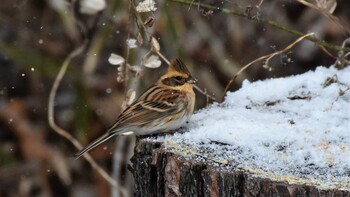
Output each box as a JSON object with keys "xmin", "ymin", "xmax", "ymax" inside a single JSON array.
[
  {"xmin": 194, "ymin": 85, "xmax": 217, "ymax": 101},
  {"xmin": 296, "ymin": 0, "xmax": 349, "ymax": 35},
  {"xmin": 156, "ymin": 51, "xmax": 170, "ymax": 65},
  {"xmin": 167, "ymin": 0, "xmax": 350, "ymax": 53},
  {"xmin": 48, "ymin": 41, "xmax": 128, "ymax": 196},
  {"xmin": 130, "ymin": 0, "xmax": 152, "ymax": 41},
  {"xmin": 222, "ymin": 33, "xmax": 315, "ymax": 101},
  {"xmin": 204, "ymin": 88, "xmax": 209, "ymax": 105},
  {"xmin": 319, "ymin": 45, "xmax": 337, "ymax": 59},
  {"xmin": 130, "ymin": 0, "xmax": 170, "ymax": 67},
  {"xmin": 132, "ymin": 0, "xmax": 217, "ymax": 103},
  {"xmin": 334, "ymin": 38, "xmax": 350, "ymax": 68}
]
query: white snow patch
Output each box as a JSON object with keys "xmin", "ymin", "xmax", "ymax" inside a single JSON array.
[{"xmin": 151, "ymin": 66, "xmax": 350, "ymax": 190}]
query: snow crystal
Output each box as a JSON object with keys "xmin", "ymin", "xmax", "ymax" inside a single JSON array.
[
  {"xmin": 126, "ymin": 39, "xmax": 138, "ymax": 49},
  {"xmin": 105, "ymin": 88, "xmax": 112, "ymax": 94},
  {"xmin": 152, "ymin": 66, "xmax": 350, "ymax": 190}
]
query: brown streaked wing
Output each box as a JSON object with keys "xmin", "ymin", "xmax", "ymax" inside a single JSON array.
[
  {"xmin": 108, "ymin": 100, "xmax": 184, "ymax": 132},
  {"xmin": 137, "ymin": 85, "xmax": 161, "ymax": 101},
  {"xmin": 137, "ymin": 86, "xmax": 182, "ymax": 103}
]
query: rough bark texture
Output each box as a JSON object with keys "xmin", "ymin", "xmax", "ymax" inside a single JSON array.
[{"xmin": 131, "ymin": 138, "xmax": 350, "ymax": 197}]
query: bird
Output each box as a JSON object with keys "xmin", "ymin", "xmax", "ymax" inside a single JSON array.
[{"xmin": 75, "ymin": 58, "xmax": 197, "ymax": 159}]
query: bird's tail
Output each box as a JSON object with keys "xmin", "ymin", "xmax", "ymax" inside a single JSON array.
[{"xmin": 75, "ymin": 131, "xmax": 117, "ymax": 159}]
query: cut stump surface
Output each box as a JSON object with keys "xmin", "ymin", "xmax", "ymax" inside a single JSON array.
[{"xmin": 131, "ymin": 138, "xmax": 350, "ymax": 197}]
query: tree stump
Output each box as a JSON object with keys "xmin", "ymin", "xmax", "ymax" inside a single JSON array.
[{"xmin": 131, "ymin": 138, "xmax": 350, "ymax": 197}]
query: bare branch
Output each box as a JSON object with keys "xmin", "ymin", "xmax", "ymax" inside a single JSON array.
[
  {"xmin": 296, "ymin": 0, "xmax": 349, "ymax": 35},
  {"xmin": 194, "ymin": 85, "xmax": 218, "ymax": 102},
  {"xmin": 167, "ymin": 0, "xmax": 350, "ymax": 53},
  {"xmin": 156, "ymin": 51, "xmax": 170, "ymax": 65},
  {"xmin": 334, "ymin": 38, "xmax": 350, "ymax": 68},
  {"xmin": 222, "ymin": 33, "xmax": 315, "ymax": 102},
  {"xmin": 47, "ymin": 41, "xmax": 128, "ymax": 196}
]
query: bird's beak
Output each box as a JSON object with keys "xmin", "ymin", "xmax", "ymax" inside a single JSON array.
[{"xmin": 187, "ymin": 76, "xmax": 198, "ymax": 84}]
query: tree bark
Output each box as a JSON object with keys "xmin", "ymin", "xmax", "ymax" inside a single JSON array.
[{"xmin": 131, "ymin": 138, "xmax": 350, "ymax": 197}]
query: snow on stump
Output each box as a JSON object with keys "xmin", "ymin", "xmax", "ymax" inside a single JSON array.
[{"xmin": 131, "ymin": 66, "xmax": 350, "ymax": 196}]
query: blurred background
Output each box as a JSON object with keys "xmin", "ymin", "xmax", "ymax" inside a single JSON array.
[{"xmin": 0, "ymin": 0, "xmax": 349, "ymax": 196}]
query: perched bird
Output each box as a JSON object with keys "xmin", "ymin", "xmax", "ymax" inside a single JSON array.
[{"xmin": 75, "ymin": 58, "xmax": 197, "ymax": 159}]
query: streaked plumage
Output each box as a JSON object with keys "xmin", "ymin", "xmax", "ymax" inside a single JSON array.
[{"xmin": 75, "ymin": 58, "xmax": 197, "ymax": 159}]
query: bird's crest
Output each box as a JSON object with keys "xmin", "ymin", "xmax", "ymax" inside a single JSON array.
[{"xmin": 168, "ymin": 59, "xmax": 191, "ymax": 75}]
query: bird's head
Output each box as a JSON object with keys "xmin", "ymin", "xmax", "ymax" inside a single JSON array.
[{"xmin": 159, "ymin": 59, "xmax": 197, "ymax": 89}]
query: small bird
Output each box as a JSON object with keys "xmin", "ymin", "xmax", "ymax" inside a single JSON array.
[{"xmin": 75, "ymin": 58, "xmax": 197, "ymax": 159}]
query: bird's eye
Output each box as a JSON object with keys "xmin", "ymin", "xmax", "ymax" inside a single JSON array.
[{"xmin": 175, "ymin": 76, "xmax": 183, "ymax": 81}]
